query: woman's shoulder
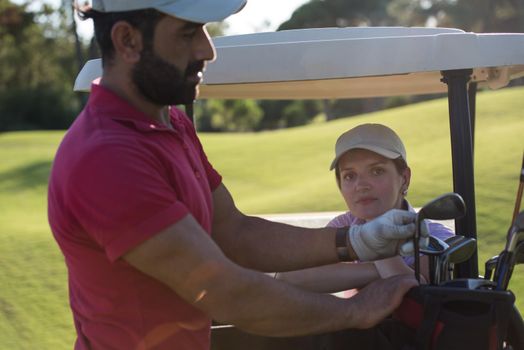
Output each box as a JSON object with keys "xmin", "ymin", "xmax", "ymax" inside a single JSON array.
[{"xmin": 326, "ymin": 211, "xmax": 362, "ymax": 228}]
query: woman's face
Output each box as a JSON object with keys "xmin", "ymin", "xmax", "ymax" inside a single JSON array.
[{"xmin": 338, "ymin": 149, "xmax": 410, "ymax": 221}]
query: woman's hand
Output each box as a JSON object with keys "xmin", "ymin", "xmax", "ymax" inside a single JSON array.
[{"xmin": 373, "ymin": 256, "xmax": 427, "ymax": 284}]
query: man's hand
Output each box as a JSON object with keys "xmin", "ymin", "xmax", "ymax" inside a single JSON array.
[
  {"xmin": 349, "ymin": 274, "xmax": 418, "ymax": 329},
  {"xmin": 349, "ymin": 209, "xmax": 422, "ymax": 261}
]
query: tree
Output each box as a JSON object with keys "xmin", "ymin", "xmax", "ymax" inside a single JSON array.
[
  {"xmin": 0, "ymin": 0, "xmax": 81, "ymax": 130},
  {"xmin": 196, "ymin": 99, "xmax": 263, "ymax": 132},
  {"xmin": 275, "ymin": 0, "xmax": 397, "ymax": 122},
  {"xmin": 279, "ymin": 0, "xmax": 395, "ymax": 30},
  {"xmin": 387, "ymin": 0, "xmax": 524, "ymax": 32}
]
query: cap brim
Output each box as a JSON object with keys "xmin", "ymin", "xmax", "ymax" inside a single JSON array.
[
  {"xmin": 74, "ymin": 59, "xmax": 102, "ymax": 92},
  {"xmin": 157, "ymin": 0, "xmax": 247, "ymax": 23},
  {"xmin": 329, "ymin": 145, "xmax": 402, "ymax": 170}
]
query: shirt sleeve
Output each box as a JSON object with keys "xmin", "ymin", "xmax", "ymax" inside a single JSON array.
[
  {"xmin": 326, "ymin": 212, "xmax": 352, "ymax": 228},
  {"xmin": 67, "ymin": 141, "xmax": 189, "ymax": 262}
]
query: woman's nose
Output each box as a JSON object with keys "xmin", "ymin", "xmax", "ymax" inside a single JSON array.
[{"xmin": 355, "ymin": 176, "xmax": 371, "ymax": 192}]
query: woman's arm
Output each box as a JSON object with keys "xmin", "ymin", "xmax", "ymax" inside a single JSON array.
[
  {"xmin": 274, "ymin": 262, "xmax": 380, "ymax": 293},
  {"xmin": 275, "ymin": 255, "xmax": 427, "ymax": 293}
]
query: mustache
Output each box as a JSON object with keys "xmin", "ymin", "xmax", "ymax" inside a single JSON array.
[{"xmin": 185, "ymin": 61, "xmax": 205, "ymax": 77}]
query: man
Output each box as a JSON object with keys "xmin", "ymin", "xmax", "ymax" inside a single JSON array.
[{"xmin": 48, "ymin": 1, "xmax": 422, "ymax": 349}]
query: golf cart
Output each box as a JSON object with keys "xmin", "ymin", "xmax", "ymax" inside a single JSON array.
[{"xmin": 74, "ymin": 27, "xmax": 524, "ymax": 349}]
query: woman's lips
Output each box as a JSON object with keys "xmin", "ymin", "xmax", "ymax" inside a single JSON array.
[{"xmin": 357, "ymin": 197, "xmax": 376, "ymax": 205}]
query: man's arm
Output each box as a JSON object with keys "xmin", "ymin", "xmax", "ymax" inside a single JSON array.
[
  {"xmin": 123, "ymin": 214, "xmax": 418, "ymax": 336},
  {"xmin": 211, "ymin": 184, "xmax": 345, "ymax": 271},
  {"xmin": 211, "ymin": 183, "xmax": 418, "ymax": 272}
]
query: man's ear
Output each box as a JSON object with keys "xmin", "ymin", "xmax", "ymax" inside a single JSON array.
[{"xmin": 111, "ymin": 21, "xmax": 143, "ymax": 63}]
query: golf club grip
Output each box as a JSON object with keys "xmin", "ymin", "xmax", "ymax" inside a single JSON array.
[{"xmin": 512, "ymin": 183, "xmax": 523, "ymax": 224}]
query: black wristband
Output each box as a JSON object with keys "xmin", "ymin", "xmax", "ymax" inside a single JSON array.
[{"xmin": 335, "ymin": 227, "xmax": 351, "ymax": 261}]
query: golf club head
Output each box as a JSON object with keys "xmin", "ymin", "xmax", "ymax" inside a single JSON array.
[
  {"xmin": 444, "ymin": 235, "xmax": 466, "ymax": 246},
  {"xmin": 420, "ymin": 235, "xmax": 450, "ymax": 255},
  {"xmin": 413, "ymin": 193, "xmax": 466, "ymax": 283},
  {"xmin": 419, "ymin": 236, "xmax": 449, "ymax": 285},
  {"xmin": 437, "ymin": 238, "xmax": 476, "ymax": 284},
  {"xmin": 417, "ymin": 192, "xmax": 467, "ymax": 221},
  {"xmin": 445, "ymin": 238, "xmax": 477, "ymax": 265},
  {"xmin": 484, "ymin": 255, "xmax": 499, "ymax": 280}
]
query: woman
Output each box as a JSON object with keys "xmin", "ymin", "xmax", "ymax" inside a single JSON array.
[{"xmin": 275, "ymin": 123, "xmax": 454, "ymax": 295}]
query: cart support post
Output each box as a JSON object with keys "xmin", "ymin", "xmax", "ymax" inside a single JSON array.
[
  {"xmin": 441, "ymin": 69, "xmax": 478, "ymax": 278},
  {"xmin": 468, "ymin": 82, "xmax": 477, "ymax": 148}
]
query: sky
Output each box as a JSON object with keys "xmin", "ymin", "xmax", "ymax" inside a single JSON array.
[
  {"xmin": 222, "ymin": 0, "xmax": 309, "ymax": 34},
  {"xmin": 79, "ymin": 0, "xmax": 310, "ymax": 38},
  {"xmin": 16, "ymin": 0, "xmax": 310, "ymax": 39}
]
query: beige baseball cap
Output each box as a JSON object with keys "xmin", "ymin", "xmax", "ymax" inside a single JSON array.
[
  {"xmin": 91, "ymin": 0, "xmax": 247, "ymax": 24},
  {"xmin": 329, "ymin": 123, "xmax": 407, "ymax": 170}
]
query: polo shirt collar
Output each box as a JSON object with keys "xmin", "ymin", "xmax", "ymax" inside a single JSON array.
[{"xmin": 87, "ymin": 83, "xmax": 185, "ymax": 133}]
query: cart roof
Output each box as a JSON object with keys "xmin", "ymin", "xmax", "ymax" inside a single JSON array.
[{"xmin": 74, "ymin": 27, "xmax": 524, "ymax": 99}]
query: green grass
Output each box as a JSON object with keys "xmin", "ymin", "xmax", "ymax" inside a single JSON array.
[{"xmin": 1, "ymin": 87, "xmax": 523, "ymax": 348}]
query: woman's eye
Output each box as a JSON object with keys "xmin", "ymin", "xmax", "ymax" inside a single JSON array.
[
  {"xmin": 343, "ymin": 173, "xmax": 355, "ymax": 181},
  {"xmin": 371, "ymin": 167, "xmax": 385, "ymax": 176}
]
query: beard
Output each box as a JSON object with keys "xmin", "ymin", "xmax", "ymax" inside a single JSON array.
[{"xmin": 132, "ymin": 46, "xmax": 204, "ymax": 106}]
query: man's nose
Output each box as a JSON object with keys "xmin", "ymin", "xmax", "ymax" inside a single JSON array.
[{"xmin": 194, "ymin": 27, "xmax": 216, "ymax": 62}]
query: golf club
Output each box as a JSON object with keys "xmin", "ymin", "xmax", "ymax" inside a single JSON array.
[
  {"xmin": 436, "ymin": 237, "xmax": 476, "ymax": 284},
  {"xmin": 484, "ymin": 255, "xmax": 498, "ymax": 280},
  {"xmin": 494, "ymin": 211, "xmax": 524, "ymax": 290},
  {"xmin": 414, "ymin": 193, "xmax": 466, "ymax": 282},
  {"xmin": 444, "ymin": 235, "xmax": 466, "ymax": 247},
  {"xmin": 511, "ymin": 152, "xmax": 524, "ymax": 224},
  {"xmin": 419, "ymin": 235, "xmax": 449, "ymax": 284},
  {"xmin": 516, "ymin": 240, "xmax": 524, "ymax": 264},
  {"xmin": 494, "ymin": 240, "xmax": 524, "ymax": 290}
]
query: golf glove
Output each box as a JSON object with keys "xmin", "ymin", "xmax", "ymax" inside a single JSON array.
[
  {"xmin": 399, "ymin": 220, "xmax": 430, "ymax": 257},
  {"xmin": 349, "ymin": 209, "xmax": 423, "ymax": 261}
]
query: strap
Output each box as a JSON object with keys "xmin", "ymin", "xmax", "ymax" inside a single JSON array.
[
  {"xmin": 414, "ymin": 294, "xmax": 442, "ymax": 350},
  {"xmin": 335, "ymin": 227, "xmax": 351, "ymax": 261},
  {"xmin": 490, "ymin": 299, "xmax": 511, "ymax": 350}
]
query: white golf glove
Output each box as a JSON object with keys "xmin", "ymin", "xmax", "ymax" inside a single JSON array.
[
  {"xmin": 399, "ymin": 219, "xmax": 430, "ymax": 257},
  {"xmin": 349, "ymin": 209, "xmax": 425, "ymax": 261}
]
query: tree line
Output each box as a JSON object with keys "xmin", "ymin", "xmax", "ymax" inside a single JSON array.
[{"xmin": 1, "ymin": 0, "xmax": 522, "ymax": 132}]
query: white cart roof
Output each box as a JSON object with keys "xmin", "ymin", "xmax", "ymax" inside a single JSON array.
[{"xmin": 74, "ymin": 27, "xmax": 524, "ymax": 99}]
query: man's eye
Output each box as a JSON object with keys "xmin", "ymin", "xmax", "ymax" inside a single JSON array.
[{"xmin": 182, "ymin": 30, "xmax": 197, "ymax": 39}]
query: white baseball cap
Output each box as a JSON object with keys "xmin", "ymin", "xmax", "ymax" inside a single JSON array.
[
  {"xmin": 91, "ymin": 0, "xmax": 247, "ymax": 24},
  {"xmin": 330, "ymin": 123, "xmax": 407, "ymax": 170}
]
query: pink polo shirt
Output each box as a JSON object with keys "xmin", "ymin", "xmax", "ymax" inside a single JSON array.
[{"xmin": 48, "ymin": 84, "xmax": 221, "ymax": 350}]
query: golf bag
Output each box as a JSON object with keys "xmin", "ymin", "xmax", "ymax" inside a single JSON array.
[{"xmin": 393, "ymin": 285, "xmax": 516, "ymax": 350}]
